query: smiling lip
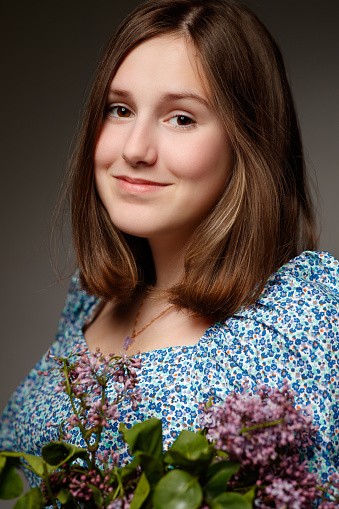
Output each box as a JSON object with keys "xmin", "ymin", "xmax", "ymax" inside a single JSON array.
[{"xmin": 114, "ymin": 175, "xmax": 170, "ymax": 193}]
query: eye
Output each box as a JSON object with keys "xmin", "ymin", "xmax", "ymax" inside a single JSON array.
[
  {"xmin": 106, "ymin": 105, "xmax": 133, "ymax": 118},
  {"xmin": 168, "ymin": 115, "xmax": 196, "ymax": 128}
]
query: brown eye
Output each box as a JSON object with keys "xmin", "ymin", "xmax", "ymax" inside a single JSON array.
[
  {"xmin": 116, "ymin": 106, "xmax": 131, "ymax": 117},
  {"xmin": 177, "ymin": 115, "xmax": 193, "ymax": 126},
  {"xmin": 168, "ymin": 115, "xmax": 196, "ymax": 128},
  {"xmin": 106, "ymin": 105, "xmax": 133, "ymax": 118}
]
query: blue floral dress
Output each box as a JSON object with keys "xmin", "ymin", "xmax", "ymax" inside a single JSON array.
[{"xmin": 0, "ymin": 251, "xmax": 338, "ymax": 488}]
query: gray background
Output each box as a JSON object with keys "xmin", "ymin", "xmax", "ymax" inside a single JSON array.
[{"xmin": 0, "ymin": 1, "xmax": 338, "ymax": 503}]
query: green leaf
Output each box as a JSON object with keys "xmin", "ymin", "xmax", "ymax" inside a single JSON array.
[
  {"xmin": 61, "ymin": 501, "xmax": 78, "ymax": 509},
  {"xmin": 0, "ymin": 451, "xmax": 53, "ymax": 476},
  {"xmin": 118, "ymin": 456, "xmax": 140, "ymax": 480},
  {"xmin": 119, "ymin": 419, "xmax": 163, "ymax": 460},
  {"xmin": 0, "ymin": 456, "xmax": 6, "ymax": 475},
  {"xmin": 203, "ymin": 461, "xmax": 240, "ymax": 498},
  {"xmin": 215, "ymin": 450, "xmax": 229, "ymax": 459},
  {"xmin": 13, "ymin": 487, "xmax": 44, "ymax": 509},
  {"xmin": 129, "ymin": 472, "xmax": 150, "ymax": 509},
  {"xmin": 89, "ymin": 484, "xmax": 103, "ymax": 506},
  {"xmin": 164, "ymin": 430, "xmax": 214, "ymax": 473},
  {"xmin": 42, "ymin": 441, "xmax": 89, "ymax": 467},
  {"xmin": 167, "ymin": 430, "xmax": 211, "ymax": 460},
  {"xmin": 59, "ymin": 497, "xmax": 78, "ymax": 509},
  {"xmin": 57, "ymin": 488, "xmax": 71, "ymax": 504},
  {"xmin": 243, "ymin": 487, "xmax": 256, "ymax": 504},
  {"xmin": 134, "ymin": 452, "xmax": 164, "ymax": 486},
  {"xmin": 209, "ymin": 492, "xmax": 252, "ymax": 509},
  {"xmin": 22, "ymin": 454, "xmax": 48, "ymax": 477},
  {"xmin": 153, "ymin": 470, "xmax": 203, "ymax": 509},
  {"xmin": 0, "ymin": 464, "xmax": 23, "ymax": 499},
  {"xmin": 0, "ymin": 453, "xmax": 21, "ymax": 466}
]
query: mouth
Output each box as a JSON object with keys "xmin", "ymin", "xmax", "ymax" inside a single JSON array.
[{"xmin": 114, "ymin": 175, "xmax": 171, "ymax": 193}]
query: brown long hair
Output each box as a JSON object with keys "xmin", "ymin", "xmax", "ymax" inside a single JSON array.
[{"xmin": 69, "ymin": 0, "xmax": 317, "ymax": 321}]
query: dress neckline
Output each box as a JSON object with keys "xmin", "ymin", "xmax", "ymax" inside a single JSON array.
[{"xmin": 78, "ymin": 295, "xmax": 220, "ymax": 358}]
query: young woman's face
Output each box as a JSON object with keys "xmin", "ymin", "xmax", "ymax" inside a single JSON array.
[{"xmin": 94, "ymin": 35, "xmax": 233, "ymax": 245}]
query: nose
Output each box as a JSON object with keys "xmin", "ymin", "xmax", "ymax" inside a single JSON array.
[{"xmin": 121, "ymin": 117, "xmax": 157, "ymax": 167}]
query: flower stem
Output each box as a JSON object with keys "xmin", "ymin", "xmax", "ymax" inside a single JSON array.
[
  {"xmin": 42, "ymin": 461, "xmax": 58, "ymax": 509},
  {"xmin": 240, "ymin": 419, "xmax": 284, "ymax": 434}
]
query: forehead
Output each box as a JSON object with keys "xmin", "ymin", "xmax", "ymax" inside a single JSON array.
[{"xmin": 110, "ymin": 35, "xmax": 210, "ymax": 100}]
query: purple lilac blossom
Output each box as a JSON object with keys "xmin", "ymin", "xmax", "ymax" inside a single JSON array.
[{"xmin": 199, "ymin": 383, "xmax": 334, "ymax": 507}]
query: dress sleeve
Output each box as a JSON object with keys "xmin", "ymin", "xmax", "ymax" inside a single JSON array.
[{"xmin": 207, "ymin": 252, "xmax": 339, "ymax": 482}]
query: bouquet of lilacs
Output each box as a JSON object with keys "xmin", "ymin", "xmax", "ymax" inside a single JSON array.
[{"xmin": 0, "ymin": 345, "xmax": 338, "ymax": 508}]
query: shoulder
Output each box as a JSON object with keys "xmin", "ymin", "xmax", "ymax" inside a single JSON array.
[
  {"xmin": 261, "ymin": 250, "xmax": 339, "ymax": 304},
  {"xmin": 234, "ymin": 251, "xmax": 339, "ymax": 340},
  {"xmin": 200, "ymin": 253, "xmax": 338, "ymax": 388},
  {"xmin": 208, "ymin": 250, "xmax": 339, "ymax": 415}
]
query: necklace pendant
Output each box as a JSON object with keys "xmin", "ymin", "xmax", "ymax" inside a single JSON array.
[{"xmin": 123, "ymin": 335, "xmax": 135, "ymax": 350}]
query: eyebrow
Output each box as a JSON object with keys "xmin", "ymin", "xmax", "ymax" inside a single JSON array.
[
  {"xmin": 108, "ymin": 88, "xmax": 210, "ymax": 108},
  {"xmin": 160, "ymin": 92, "xmax": 210, "ymax": 108}
]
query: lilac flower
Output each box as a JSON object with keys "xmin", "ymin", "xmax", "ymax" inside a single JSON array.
[
  {"xmin": 319, "ymin": 502, "xmax": 339, "ymax": 509},
  {"xmin": 107, "ymin": 493, "xmax": 134, "ymax": 509},
  {"xmin": 43, "ymin": 467, "xmax": 114, "ymax": 506},
  {"xmin": 44, "ymin": 344, "xmax": 142, "ymax": 443},
  {"xmin": 199, "ymin": 382, "xmax": 327, "ymax": 507},
  {"xmin": 200, "ymin": 383, "xmax": 317, "ymax": 468},
  {"xmin": 97, "ymin": 449, "xmax": 120, "ymax": 466},
  {"xmin": 259, "ymin": 476, "xmax": 319, "ymax": 508},
  {"xmin": 38, "ymin": 342, "xmax": 143, "ymax": 499}
]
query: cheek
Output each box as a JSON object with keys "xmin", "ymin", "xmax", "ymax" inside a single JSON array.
[
  {"xmin": 94, "ymin": 126, "xmax": 120, "ymax": 168},
  {"xmin": 93, "ymin": 135, "xmax": 114, "ymax": 203},
  {"xmin": 93, "ymin": 168, "xmax": 107, "ymax": 211},
  {"xmin": 166, "ymin": 132, "xmax": 233, "ymax": 182}
]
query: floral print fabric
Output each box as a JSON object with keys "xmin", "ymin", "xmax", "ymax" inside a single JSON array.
[{"xmin": 0, "ymin": 251, "xmax": 338, "ymax": 487}]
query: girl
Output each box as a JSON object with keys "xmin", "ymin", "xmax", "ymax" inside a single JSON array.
[{"xmin": 1, "ymin": 0, "xmax": 338, "ymax": 490}]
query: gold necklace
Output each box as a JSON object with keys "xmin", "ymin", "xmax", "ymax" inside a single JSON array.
[{"xmin": 123, "ymin": 293, "xmax": 174, "ymax": 350}]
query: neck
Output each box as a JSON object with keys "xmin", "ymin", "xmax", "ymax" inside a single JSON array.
[{"xmin": 148, "ymin": 235, "xmax": 189, "ymax": 290}]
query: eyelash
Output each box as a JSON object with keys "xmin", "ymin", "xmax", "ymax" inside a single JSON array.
[
  {"xmin": 105, "ymin": 105, "xmax": 196, "ymax": 130},
  {"xmin": 168, "ymin": 115, "xmax": 196, "ymax": 129},
  {"xmin": 105, "ymin": 105, "xmax": 133, "ymax": 119}
]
